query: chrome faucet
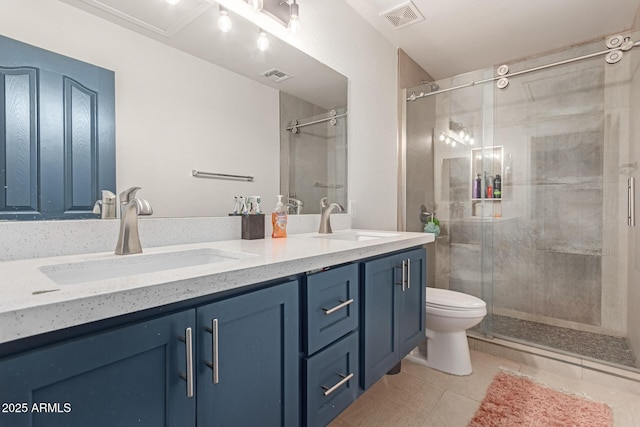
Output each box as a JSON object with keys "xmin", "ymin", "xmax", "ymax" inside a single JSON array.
[
  {"xmin": 115, "ymin": 187, "xmax": 153, "ymax": 255},
  {"xmin": 92, "ymin": 190, "xmax": 118, "ymax": 219},
  {"xmin": 284, "ymin": 197, "xmax": 304, "ymax": 215},
  {"xmin": 318, "ymin": 197, "xmax": 344, "ymax": 234}
]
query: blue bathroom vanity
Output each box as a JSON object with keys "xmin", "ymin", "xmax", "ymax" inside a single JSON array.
[{"xmin": 0, "ymin": 230, "xmax": 432, "ymax": 427}]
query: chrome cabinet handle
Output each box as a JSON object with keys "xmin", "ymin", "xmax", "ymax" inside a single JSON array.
[
  {"xmin": 322, "ymin": 299, "xmax": 354, "ymax": 315},
  {"xmin": 205, "ymin": 318, "xmax": 220, "ymax": 384},
  {"xmin": 406, "ymin": 258, "xmax": 411, "ymax": 289},
  {"xmin": 322, "ymin": 372, "xmax": 354, "ymax": 397},
  {"xmin": 179, "ymin": 328, "xmax": 194, "ymax": 398},
  {"xmin": 212, "ymin": 318, "xmax": 219, "ymax": 384}
]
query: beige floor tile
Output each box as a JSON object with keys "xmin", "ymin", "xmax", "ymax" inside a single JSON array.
[
  {"xmin": 582, "ymin": 367, "xmax": 640, "ymax": 396},
  {"xmin": 336, "ymin": 390, "xmax": 427, "ymax": 427},
  {"xmin": 327, "ymin": 417, "xmax": 352, "ymax": 427},
  {"xmin": 365, "ymin": 371, "xmax": 446, "ymax": 416},
  {"xmin": 444, "ymin": 359, "xmax": 517, "ymax": 402},
  {"xmin": 422, "ymin": 390, "xmax": 480, "ymax": 427}
]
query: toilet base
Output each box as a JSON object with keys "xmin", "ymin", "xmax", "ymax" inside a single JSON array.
[{"xmin": 404, "ymin": 330, "xmax": 473, "ymax": 376}]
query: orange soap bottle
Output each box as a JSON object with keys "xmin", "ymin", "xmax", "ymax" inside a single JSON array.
[{"xmin": 271, "ymin": 195, "xmax": 288, "ymax": 238}]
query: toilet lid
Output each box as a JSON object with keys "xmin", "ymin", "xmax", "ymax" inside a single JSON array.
[{"xmin": 426, "ymin": 287, "xmax": 486, "ymax": 310}]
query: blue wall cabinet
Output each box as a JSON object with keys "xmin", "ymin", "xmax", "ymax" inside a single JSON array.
[
  {"xmin": 361, "ymin": 247, "xmax": 426, "ymax": 389},
  {"xmin": 0, "ymin": 310, "xmax": 196, "ymax": 427},
  {"xmin": 196, "ymin": 280, "xmax": 300, "ymax": 427},
  {"xmin": 0, "ymin": 35, "xmax": 115, "ymax": 220}
]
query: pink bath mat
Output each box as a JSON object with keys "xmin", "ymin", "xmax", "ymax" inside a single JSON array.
[{"xmin": 468, "ymin": 371, "xmax": 613, "ymax": 427}]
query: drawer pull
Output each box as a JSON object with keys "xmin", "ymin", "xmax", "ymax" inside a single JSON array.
[
  {"xmin": 322, "ymin": 372, "xmax": 354, "ymax": 397},
  {"xmin": 406, "ymin": 258, "xmax": 411, "ymax": 289},
  {"xmin": 322, "ymin": 299, "xmax": 354, "ymax": 315},
  {"xmin": 205, "ymin": 319, "xmax": 220, "ymax": 384},
  {"xmin": 178, "ymin": 328, "xmax": 194, "ymax": 398}
]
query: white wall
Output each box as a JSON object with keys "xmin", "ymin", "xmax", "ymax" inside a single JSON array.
[
  {"xmin": 0, "ymin": 0, "xmax": 280, "ymax": 218},
  {"xmin": 217, "ymin": 0, "xmax": 399, "ymax": 230}
]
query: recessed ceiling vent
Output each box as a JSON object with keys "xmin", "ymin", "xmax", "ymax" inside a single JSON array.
[
  {"xmin": 260, "ymin": 68, "xmax": 292, "ymax": 83},
  {"xmin": 380, "ymin": 1, "xmax": 424, "ymax": 29}
]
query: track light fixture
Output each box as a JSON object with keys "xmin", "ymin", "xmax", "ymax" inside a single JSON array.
[
  {"xmin": 249, "ymin": 0, "xmax": 264, "ymax": 12},
  {"xmin": 257, "ymin": 29, "xmax": 270, "ymax": 51},
  {"xmin": 439, "ymin": 120, "xmax": 476, "ymax": 147},
  {"xmin": 288, "ymin": 0, "xmax": 300, "ymax": 34},
  {"xmin": 218, "ymin": 6, "xmax": 232, "ymax": 33}
]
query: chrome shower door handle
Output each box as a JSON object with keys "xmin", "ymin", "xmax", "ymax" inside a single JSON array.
[
  {"xmin": 629, "ymin": 177, "xmax": 636, "ymax": 227},
  {"xmin": 179, "ymin": 327, "xmax": 194, "ymax": 398}
]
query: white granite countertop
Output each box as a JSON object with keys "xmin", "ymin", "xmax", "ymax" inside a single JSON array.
[{"xmin": 0, "ymin": 230, "xmax": 434, "ymax": 344}]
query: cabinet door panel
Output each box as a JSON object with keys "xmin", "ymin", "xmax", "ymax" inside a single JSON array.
[
  {"xmin": 397, "ymin": 248, "xmax": 427, "ymax": 356},
  {"xmin": 304, "ymin": 332, "xmax": 358, "ymax": 427},
  {"xmin": 306, "ymin": 263, "xmax": 359, "ymax": 355},
  {"xmin": 0, "ymin": 310, "xmax": 196, "ymax": 427},
  {"xmin": 361, "ymin": 255, "xmax": 398, "ymax": 390},
  {"xmin": 197, "ymin": 280, "xmax": 299, "ymax": 427}
]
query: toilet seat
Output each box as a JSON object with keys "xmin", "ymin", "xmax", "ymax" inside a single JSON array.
[{"xmin": 426, "ymin": 288, "xmax": 486, "ymax": 311}]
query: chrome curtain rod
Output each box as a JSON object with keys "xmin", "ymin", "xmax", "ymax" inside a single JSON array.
[
  {"xmin": 408, "ymin": 39, "xmax": 640, "ymax": 100},
  {"xmin": 192, "ymin": 170, "xmax": 254, "ymax": 182},
  {"xmin": 285, "ymin": 111, "xmax": 347, "ymax": 131}
]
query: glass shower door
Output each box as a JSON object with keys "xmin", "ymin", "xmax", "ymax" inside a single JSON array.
[
  {"xmin": 405, "ymin": 67, "xmax": 496, "ymax": 336},
  {"xmin": 489, "ymin": 33, "xmax": 639, "ymax": 369}
]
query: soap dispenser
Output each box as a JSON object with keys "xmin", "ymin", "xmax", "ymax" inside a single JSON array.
[{"xmin": 272, "ymin": 195, "xmax": 288, "ymax": 238}]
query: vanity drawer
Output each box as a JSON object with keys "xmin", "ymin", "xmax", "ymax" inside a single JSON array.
[
  {"xmin": 305, "ymin": 264, "xmax": 359, "ymax": 355},
  {"xmin": 303, "ymin": 331, "xmax": 359, "ymax": 427}
]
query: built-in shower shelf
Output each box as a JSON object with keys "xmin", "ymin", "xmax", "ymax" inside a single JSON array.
[{"xmin": 471, "ymin": 198, "xmax": 502, "ymax": 202}]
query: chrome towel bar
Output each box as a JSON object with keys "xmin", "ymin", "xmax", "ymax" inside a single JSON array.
[{"xmin": 192, "ymin": 170, "xmax": 254, "ymax": 182}]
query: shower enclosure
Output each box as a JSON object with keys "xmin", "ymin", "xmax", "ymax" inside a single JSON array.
[{"xmin": 404, "ymin": 31, "xmax": 640, "ymax": 371}]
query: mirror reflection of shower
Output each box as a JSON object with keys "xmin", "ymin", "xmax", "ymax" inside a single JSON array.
[{"xmin": 279, "ymin": 92, "xmax": 348, "ymax": 214}]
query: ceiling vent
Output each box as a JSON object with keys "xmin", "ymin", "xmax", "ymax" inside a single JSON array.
[
  {"xmin": 380, "ymin": 1, "xmax": 424, "ymax": 29},
  {"xmin": 260, "ymin": 68, "xmax": 292, "ymax": 83}
]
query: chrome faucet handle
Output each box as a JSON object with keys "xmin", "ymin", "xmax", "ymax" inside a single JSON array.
[
  {"xmin": 119, "ymin": 186, "xmax": 141, "ymax": 203},
  {"xmin": 320, "ymin": 197, "xmax": 328, "ymax": 208}
]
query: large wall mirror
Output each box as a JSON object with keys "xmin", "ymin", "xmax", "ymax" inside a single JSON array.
[{"xmin": 0, "ymin": 0, "xmax": 347, "ymax": 219}]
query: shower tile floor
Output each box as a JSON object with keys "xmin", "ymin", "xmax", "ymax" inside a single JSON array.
[{"xmin": 478, "ymin": 315, "xmax": 638, "ymax": 368}]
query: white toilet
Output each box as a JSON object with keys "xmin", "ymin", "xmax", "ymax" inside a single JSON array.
[{"xmin": 406, "ymin": 287, "xmax": 486, "ymax": 376}]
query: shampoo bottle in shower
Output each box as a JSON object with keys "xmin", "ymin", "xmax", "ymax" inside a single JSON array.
[
  {"xmin": 473, "ymin": 174, "xmax": 482, "ymax": 199},
  {"xmin": 272, "ymin": 195, "xmax": 287, "ymax": 238},
  {"xmin": 493, "ymin": 174, "xmax": 502, "ymax": 198}
]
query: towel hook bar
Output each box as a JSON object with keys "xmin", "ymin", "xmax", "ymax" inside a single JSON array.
[{"xmin": 192, "ymin": 170, "xmax": 254, "ymax": 182}]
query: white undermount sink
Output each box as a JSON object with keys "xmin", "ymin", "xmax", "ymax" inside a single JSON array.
[
  {"xmin": 39, "ymin": 248, "xmax": 256, "ymax": 286},
  {"xmin": 312, "ymin": 231, "xmax": 400, "ymax": 242}
]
